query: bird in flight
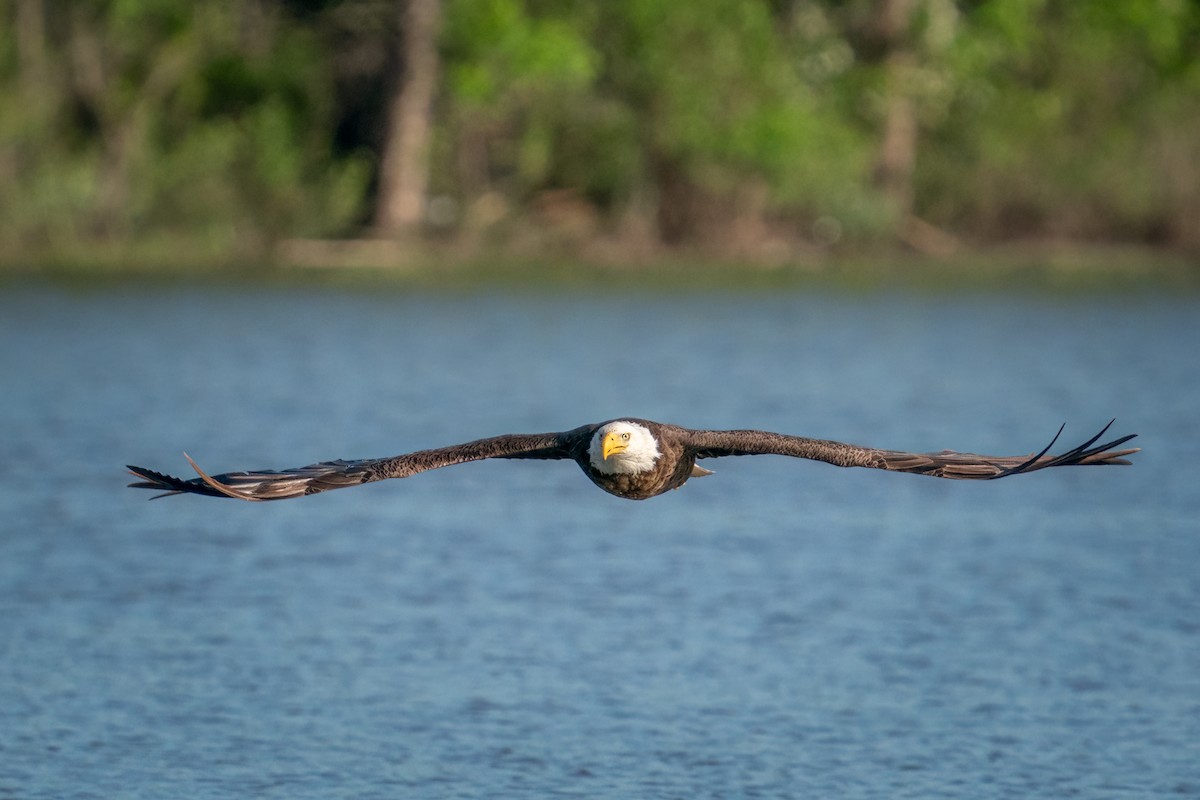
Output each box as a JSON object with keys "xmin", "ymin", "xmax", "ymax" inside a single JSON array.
[{"xmin": 128, "ymin": 419, "xmax": 1138, "ymax": 502}]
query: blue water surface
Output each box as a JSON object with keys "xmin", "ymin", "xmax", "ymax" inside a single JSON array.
[{"xmin": 1, "ymin": 281, "xmax": 1197, "ymax": 799}]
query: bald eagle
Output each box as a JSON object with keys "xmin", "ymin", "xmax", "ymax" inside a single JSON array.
[{"xmin": 127, "ymin": 419, "xmax": 1137, "ymax": 502}]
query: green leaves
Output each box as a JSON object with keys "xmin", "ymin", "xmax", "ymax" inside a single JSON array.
[
  {"xmin": 0, "ymin": 0, "xmax": 365, "ymax": 260},
  {"xmin": 2, "ymin": 0, "xmax": 1198, "ymax": 262},
  {"xmin": 444, "ymin": 0, "xmax": 597, "ymax": 108}
]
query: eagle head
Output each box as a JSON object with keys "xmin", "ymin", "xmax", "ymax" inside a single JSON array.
[{"xmin": 589, "ymin": 420, "xmax": 661, "ymax": 475}]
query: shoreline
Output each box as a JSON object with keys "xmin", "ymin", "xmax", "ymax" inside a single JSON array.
[{"xmin": 3, "ymin": 236, "xmax": 1197, "ymax": 293}]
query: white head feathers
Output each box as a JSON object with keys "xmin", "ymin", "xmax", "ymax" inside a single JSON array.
[{"xmin": 588, "ymin": 420, "xmax": 661, "ymax": 475}]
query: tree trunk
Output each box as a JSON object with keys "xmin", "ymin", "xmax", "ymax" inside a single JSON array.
[
  {"xmin": 16, "ymin": 0, "xmax": 49, "ymax": 100},
  {"xmin": 876, "ymin": 52, "xmax": 917, "ymax": 221},
  {"xmin": 872, "ymin": 0, "xmax": 918, "ymax": 225},
  {"xmin": 374, "ymin": 0, "xmax": 442, "ymax": 234}
]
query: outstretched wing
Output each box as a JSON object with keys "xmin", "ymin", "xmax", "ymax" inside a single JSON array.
[
  {"xmin": 127, "ymin": 428, "xmax": 589, "ymax": 501},
  {"xmin": 680, "ymin": 421, "xmax": 1138, "ymax": 480}
]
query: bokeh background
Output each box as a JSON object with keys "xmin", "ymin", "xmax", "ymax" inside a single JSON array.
[{"xmin": 1, "ymin": 0, "xmax": 1199, "ymax": 269}]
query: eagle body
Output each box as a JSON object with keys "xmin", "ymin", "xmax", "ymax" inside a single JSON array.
[
  {"xmin": 578, "ymin": 420, "xmax": 698, "ymax": 499},
  {"xmin": 128, "ymin": 417, "xmax": 1138, "ymax": 503}
]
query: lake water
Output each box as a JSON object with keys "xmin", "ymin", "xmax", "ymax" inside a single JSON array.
[{"xmin": 1, "ymin": 280, "xmax": 1198, "ymax": 798}]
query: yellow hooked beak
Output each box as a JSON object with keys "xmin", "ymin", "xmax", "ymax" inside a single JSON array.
[{"xmin": 601, "ymin": 431, "xmax": 629, "ymax": 461}]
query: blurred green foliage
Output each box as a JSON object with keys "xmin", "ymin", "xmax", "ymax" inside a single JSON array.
[{"xmin": 1, "ymin": 0, "xmax": 1197, "ymax": 268}]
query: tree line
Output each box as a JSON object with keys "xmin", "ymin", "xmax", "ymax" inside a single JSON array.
[{"xmin": 2, "ymin": 0, "xmax": 1198, "ymax": 268}]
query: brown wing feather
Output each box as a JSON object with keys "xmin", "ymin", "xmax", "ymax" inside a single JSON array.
[
  {"xmin": 680, "ymin": 421, "xmax": 1138, "ymax": 480},
  {"xmin": 127, "ymin": 429, "xmax": 586, "ymax": 501}
]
